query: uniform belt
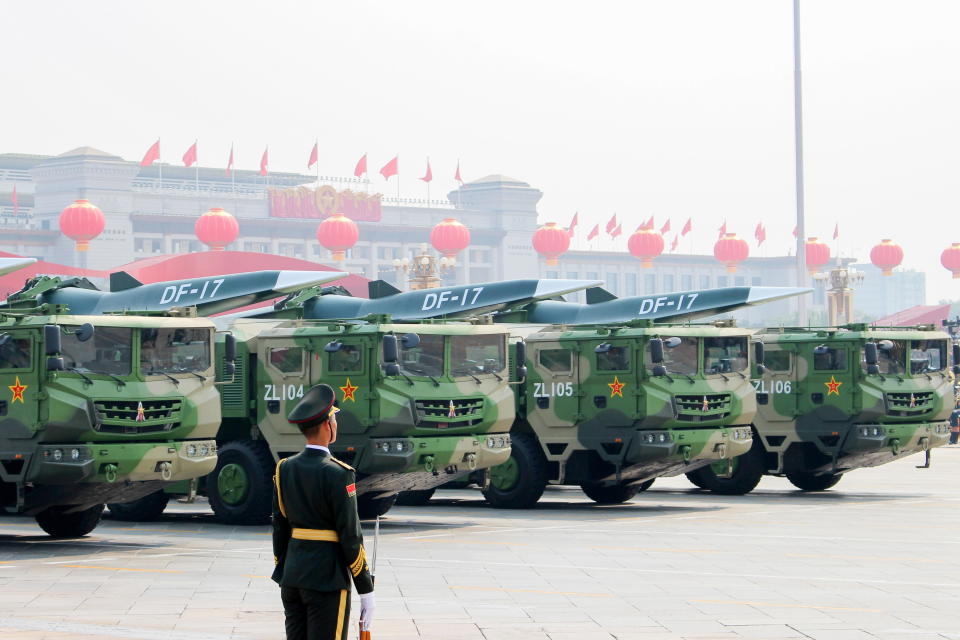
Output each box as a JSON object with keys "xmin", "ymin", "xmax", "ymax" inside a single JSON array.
[{"xmin": 291, "ymin": 528, "xmax": 340, "ymax": 542}]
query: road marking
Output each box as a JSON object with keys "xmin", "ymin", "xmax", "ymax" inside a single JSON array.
[
  {"xmin": 692, "ymin": 598, "xmax": 883, "ymax": 613},
  {"xmin": 61, "ymin": 564, "xmax": 183, "ymax": 574},
  {"xmin": 450, "ymin": 585, "xmax": 613, "ymax": 598},
  {"xmin": 0, "ymin": 617, "xmax": 232, "ymax": 639}
]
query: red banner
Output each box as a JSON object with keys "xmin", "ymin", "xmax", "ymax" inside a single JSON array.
[{"xmin": 268, "ymin": 185, "xmax": 382, "ymax": 222}]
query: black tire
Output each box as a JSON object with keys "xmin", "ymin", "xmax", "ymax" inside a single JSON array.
[
  {"xmin": 395, "ymin": 488, "xmax": 436, "ymax": 506},
  {"xmin": 481, "ymin": 433, "xmax": 548, "ymax": 509},
  {"xmin": 580, "ymin": 478, "xmax": 653, "ymax": 504},
  {"xmin": 107, "ymin": 491, "xmax": 170, "ymax": 522},
  {"xmin": 686, "ymin": 438, "xmax": 765, "ymax": 496},
  {"xmin": 207, "ymin": 440, "xmax": 275, "ymax": 525},
  {"xmin": 786, "ymin": 471, "xmax": 843, "ymax": 491},
  {"xmin": 35, "ymin": 504, "xmax": 104, "ymax": 537},
  {"xmin": 357, "ymin": 493, "xmax": 398, "ymax": 519}
]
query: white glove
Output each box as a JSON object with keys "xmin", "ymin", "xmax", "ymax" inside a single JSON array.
[{"xmin": 359, "ymin": 592, "xmax": 375, "ymax": 631}]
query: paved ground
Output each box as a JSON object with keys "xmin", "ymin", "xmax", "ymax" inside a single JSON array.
[{"xmin": 1, "ymin": 447, "xmax": 959, "ymax": 640}]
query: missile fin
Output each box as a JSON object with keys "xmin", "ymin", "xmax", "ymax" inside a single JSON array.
[
  {"xmin": 585, "ymin": 287, "xmax": 618, "ymax": 304},
  {"xmin": 368, "ymin": 280, "xmax": 401, "ymax": 299},
  {"xmin": 110, "ymin": 271, "xmax": 144, "ymax": 292}
]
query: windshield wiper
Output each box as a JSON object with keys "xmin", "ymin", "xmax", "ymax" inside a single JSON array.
[
  {"xmin": 67, "ymin": 367, "xmax": 94, "ymax": 386},
  {"xmin": 147, "ymin": 369, "xmax": 180, "ymax": 385},
  {"xmin": 454, "ymin": 369, "xmax": 482, "ymax": 385},
  {"xmin": 406, "ymin": 366, "xmax": 440, "ymax": 387},
  {"xmin": 104, "ymin": 372, "xmax": 126, "ymax": 387}
]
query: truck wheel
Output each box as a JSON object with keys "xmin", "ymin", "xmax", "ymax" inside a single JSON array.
[
  {"xmin": 208, "ymin": 441, "xmax": 275, "ymax": 525},
  {"xmin": 686, "ymin": 442, "xmax": 765, "ymax": 496},
  {"xmin": 786, "ymin": 471, "xmax": 843, "ymax": 491},
  {"xmin": 107, "ymin": 491, "xmax": 170, "ymax": 522},
  {"xmin": 395, "ymin": 489, "xmax": 436, "ymax": 506},
  {"xmin": 35, "ymin": 504, "xmax": 104, "ymax": 537},
  {"xmin": 580, "ymin": 479, "xmax": 653, "ymax": 504},
  {"xmin": 357, "ymin": 493, "xmax": 398, "ymax": 519},
  {"xmin": 481, "ymin": 433, "xmax": 547, "ymax": 509}
]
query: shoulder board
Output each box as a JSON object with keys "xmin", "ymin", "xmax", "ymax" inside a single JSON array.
[{"xmin": 330, "ymin": 457, "xmax": 354, "ymax": 471}]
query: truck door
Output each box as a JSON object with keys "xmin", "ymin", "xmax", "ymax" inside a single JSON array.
[
  {"xmin": 257, "ymin": 339, "xmax": 309, "ymax": 436},
  {"xmin": 312, "ymin": 338, "xmax": 369, "ymax": 436},
  {"xmin": 528, "ymin": 342, "xmax": 579, "ymax": 429},
  {"xmin": 805, "ymin": 343, "xmax": 855, "ymax": 420},
  {"xmin": 754, "ymin": 344, "xmax": 797, "ymax": 422},
  {"xmin": 588, "ymin": 338, "xmax": 636, "ymax": 427},
  {"xmin": 0, "ymin": 330, "xmax": 39, "ymax": 438}
]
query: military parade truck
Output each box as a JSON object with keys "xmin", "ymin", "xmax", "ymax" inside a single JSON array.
[
  {"xmin": 0, "ymin": 311, "xmax": 226, "ymax": 536},
  {"xmin": 687, "ymin": 324, "xmax": 955, "ymax": 494},
  {"xmin": 183, "ymin": 317, "xmax": 516, "ymax": 523},
  {"xmin": 476, "ymin": 321, "xmax": 757, "ymax": 508}
]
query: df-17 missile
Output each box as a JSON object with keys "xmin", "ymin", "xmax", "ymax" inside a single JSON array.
[
  {"xmin": 242, "ymin": 278, "xmax": 604, "ymax": 321},
  {"xmin": 502, "ymin": 285, "xmax": 812, "ymax": 325},
  {"xmin": 0, "ymin": 257, "xmax": 36, "ymax": 278},
  {"xmin": 1, "ymin": 269, "xmax": 348, "ymax": 316}
]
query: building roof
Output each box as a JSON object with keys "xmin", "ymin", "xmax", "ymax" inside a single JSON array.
[
  {"xmin": 467, "ymin": 174, "xmax": 529, "ymax": 187},
  {"xmin": 872, "ymin": 304, "xmax": 950, "ymax": 327},
  {"xmin": 57, "ymin": 146, "xmax": 121, "ymax": 159}
]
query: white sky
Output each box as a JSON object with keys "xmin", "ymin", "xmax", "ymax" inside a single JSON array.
[{"xmin": 2, "ymin": 0, "xmax": 957, "ymax": 302}]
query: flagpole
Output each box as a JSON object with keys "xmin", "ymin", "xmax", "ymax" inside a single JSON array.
[
  {"xmin": 195, "ymin": 140, "xmax": 200, "ymax": 214},
  {"xmin": 793, "ymin": 0, "xmax": 809, "ymax": 325},
  {"xmin": 158, "ymin": 139, "xmax": 163, "ymax": 215}
]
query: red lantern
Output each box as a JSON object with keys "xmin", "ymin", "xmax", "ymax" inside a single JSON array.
[
  {"xmin": 194, "ymin": 207, "xmax": 239, "ymax": 251},
  {"xmin": 317, "ymin": 213, "xmax": 359, "ymax": 261},
  {"xmin": 805, "ymin": 237, "xmax": 830, "ymax": 274},
  {"xmin": 870, "ymin": 239, "xmax": 903, "ymax": 276},
  {"xmin": 713, "ymin": 233, "xmax": 749, "ymax": 273},
  {"xmin": 59, "ymin": 199, "xmax": 105, "ymax": 251},
  {"xmin": 941, "ymin": 242, "xmax": 960, "ymax": 279},
  {"xmin": 532, "ymin": 222, "xmax": 570, "ymax": 266},
  {"xmin": 430, "ymin": 218, "xmax": 471, "ymax": 261},
  {"xmin": 627, "ymin": 228, "xmax": 664, "ymax": 268}
]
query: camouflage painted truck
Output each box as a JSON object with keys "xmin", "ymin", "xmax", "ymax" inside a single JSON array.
[
  {"xmin": 687, "ymin": 324, "xmax": 955, "ymax": 494},
  {"xmin": 474, "ymin": 321, "xmax": 757, "ymax": 508},
  {"xmin": 185, "ymin": 317, "xmax": 517, "ymax": 523},
  {"xmin": 0, "ymin": 311, "xmax": 227, "ymax": 537}
]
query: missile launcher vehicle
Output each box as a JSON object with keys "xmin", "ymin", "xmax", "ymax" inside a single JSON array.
[{"xmin": 687, "ymin": 324, "xmax": 955, "ymax": 494}]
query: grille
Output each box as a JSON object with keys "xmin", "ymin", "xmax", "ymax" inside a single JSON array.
[
  {"xmin": 415, "ymin": 398, "xmax": 485, "ymax": 427},
  {"xmin": 885, "ymin": 391, "xmax": 934, "ymax": 417},
  {"xmin": 674, "ymin": 393, "xmax": 732, "ymax": 422},
  {"xmin": 219, "ymin": 355, "xmax": 246, "ymax": 409},
  {"xmin": 93, "ymin": 398, "xmax": 183, "ymax": 434}
]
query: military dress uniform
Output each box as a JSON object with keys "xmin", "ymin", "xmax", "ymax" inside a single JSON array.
[{"xmin": 272, "ymin": 385, "xmax": 374, "ymax": 640}]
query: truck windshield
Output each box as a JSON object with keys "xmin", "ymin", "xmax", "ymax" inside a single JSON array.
[
  {"xmin": 141, "ymin": 327, "xmax": 212, "ymax": 375},
  {"xmin": 703, "ymin": 337, "xmax": 748, "ymax": 374},
  {"xmin": 62, "ymin": 326, "xmax": 133, "ymax": 376},
  {"xmin": 870, "ymin": 340, "xmax": 906, "ymax": 375},
  {"xmin": 647, "ymin": 337, "xmax": 698, "ymax": 375},
  {"xmin": 400, "ymin": 333, "xmax": 444, "ymax": 378},
  {"xmin": 909, "ymin": 339, "xmax": 946, "ymax": 374},
  {"xmin": 450, "ymin": 334, "xmax": 506, "ymax": 377}
]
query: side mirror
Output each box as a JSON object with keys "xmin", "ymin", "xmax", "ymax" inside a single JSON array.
[
  {"xmin": 953, "ymin": 343, "xmax": 960, "ymax": 366},
  {"xmin": 864, "ymin": 342, "xmax": 878, "ymax": 366},
  {"xmin": 754, "ymin": 342, "xmax": 765, "ymax": 367},
  {"xmin": 324, "ymin": 340, "xmax": 343, "ymax": 353},
  {"xmin": 223, "ymin": 361, "xmax": 236, "ymax": 377},
  {"xmin": 401, "ymin": 333, "xmax": 420, "ymax": 349},
  {"xmin": 224, "ymin": 334, "xmax": 236, "ymax": 362},
  {"xmin": 514, "ymin": 340, "xmax": 527, "ymax": 382},
  {"xmin": 382, "ymin": 335, "xmax": 398, "ymax": 364},
  {"xmin": 652, "ymin": 364, "xmax": 667, "ymax": 377},
  {"xmin": 75, "ymin": 323, "xmax": 95, "ymax": 343},
  {"xmin": 44, "ymin": 324, "xmax": 61, "ymax": 357},
  {"xmin": 47, "ymin": 356, "xmax": 65, "ymax": 372},
  {"xmin": 649, "ymin": 338, "xmax": 664, "ymax": 364},
  {"xmin": 384, "ymin": 362, "xmax": 400, "ymax": 377},
  {"xmin": 953, "ymin": 365, "xmax": 960, "ymax": 376},
  {"xmin": 867, "ymin": 363, "xmax": 880, "ymax": 375}
]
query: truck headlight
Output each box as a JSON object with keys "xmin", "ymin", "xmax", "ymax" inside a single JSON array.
[
  {"xmin": 70, "ymin": 448, "xmax": 81, "ymax": 461},
  {"xmin": 187, "ymin": 444, "xmax": 197, "ymax": 457},
  {"xmin": 52, "ymin": 449, "xmax": 63, "ymax": 461}
]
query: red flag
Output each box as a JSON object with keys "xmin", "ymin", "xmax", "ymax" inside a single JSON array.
[
  {"xmin": 567, "ymin": 212, "xmax": 579, "ymax": 237},
  {"xmin": 11, "ymin": 184, "xmax": 18, "ymax": 216},
  {"xmin": 586, "ymin": 224, "xmax": 600, "ymax": 241},
  {"xmin": 455, "ymin": 161, "xmax": 464, "ymax": 184},
  {"xmin": 260, "ymin": 147, "xmax": 269, "ymax": 176},
  {"xmin": 605, "ymin": 214, "xmax": 617, "ymax": 234},
  {"xmin": 140, "ymin": 139, "xmax": 160, "ymax": 166},
  {"xmin": 755, "ymin": 222, "xmax": 766, "ymax": 246},
  {"xmin": 833, "ymin": 223, "xmax": 839, "ymax": 240},
  {"xmin": 380, "ymin": 155, "xmax": 398, "ymax": 180},
  {"xmin": 354, "ymin": 153, "xmax": 367, "ymax": 177},
  {"xmin": 611, "ymin": 224, "xmax": 622, "ymax": 238},
  {"xmin": 225, "ymin": 145, "xmax": 234, "ymax": 177},
  {"xmin": 659, "ymin": 219, "xmax": 671, "ymax": 235},
  {"xmin": 670, "ymin": 235, "xmax": 679, "ymax": 252},
  {"xmin": 681, "ymin": 217, "xmax": 692, "ymax": 236},
  {"xmin": 644, "ymin": 215, "xmax": 654, "ymax": 230},
  {"xmin": 308, "ymin": 142, "xmax": 318, "ymax": 170},
  {"xmin": 718, "ymin": 220, "xmax": 727, "ymax": 238},
  {"xmin": 182, "ymin": 141, "xmax": 197, "ymax": 168},
  {"xmin": 420, "ymin": 159, "xmax": 432, "ymax": 183}
]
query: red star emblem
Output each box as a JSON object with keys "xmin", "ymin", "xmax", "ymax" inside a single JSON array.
[
  {"xmin": 135, "ymin": 401, "xmax": 146, "ymax": 422},
  {"xmin": 909, "ymin": 393, "xmax": 916, "ymax": 408},
  {"xmin": 448, "ymin": 400, "xmax": 457, "ymax": 418},
  {"xmin": 608, "ymin": 376, "xmax": 626, "ymax": 398},
  {"xmin": 824, "ymin": 375, "xmax": 842, "ymax": 396},
  {"xmin": 8, "ymin": 376, "xmax": 26, "ymax": 403},
  {"xmin": 340, "ymin": 378, "xmax": 358, "ymax": 402}
]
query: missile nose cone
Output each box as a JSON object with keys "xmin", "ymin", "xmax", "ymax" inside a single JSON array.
[
  {"xmin": 0, "ymin": 257, "xmax": 36, "ymax": 277},
  {"xmin": 533, "ymin": 279, "xmax": 605, "ymax": 299},
  {"xmin": 273, "ymin": 270, "xmax": 349, "ymax": 293},
  {"xmin": 746, "ymin": 286, "xmax": 814, "ymax": 304}
]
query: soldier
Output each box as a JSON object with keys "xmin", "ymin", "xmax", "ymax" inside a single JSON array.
[{"xmin": 272, "ymin": 383, "xmax": 375, "ymax": 640}]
